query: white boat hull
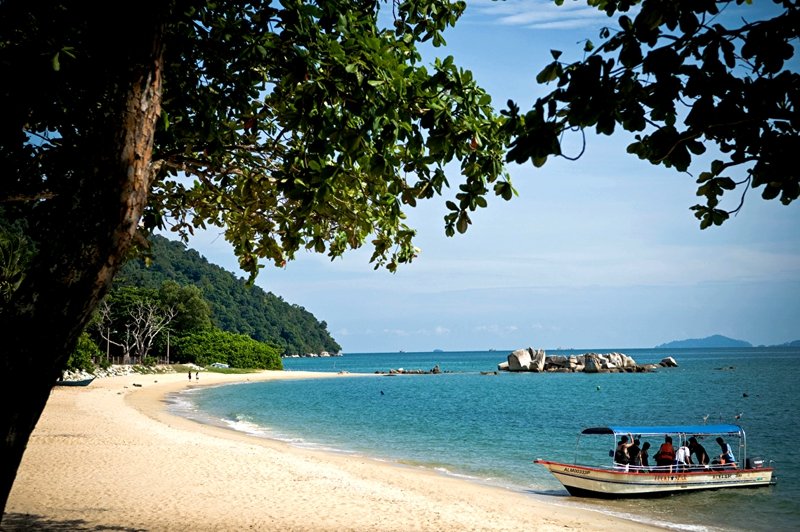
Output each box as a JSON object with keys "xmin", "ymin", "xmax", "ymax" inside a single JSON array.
[{"xmin": 535, "ymin": 460, "xmax": 775, "ymax": 497}]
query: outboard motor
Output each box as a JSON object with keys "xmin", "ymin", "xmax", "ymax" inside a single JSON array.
[{"xmin": 746, "ymin": 456, "xmax": 765, "ymax": 469}]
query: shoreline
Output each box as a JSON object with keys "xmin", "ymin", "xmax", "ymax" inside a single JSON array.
[{"xmin": 5, "ymin": 370, "xmax": 665, "ymax": 531}]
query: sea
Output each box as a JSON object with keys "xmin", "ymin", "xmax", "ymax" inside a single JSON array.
[{"xmin": 169, "ymin": 347, "xmax": 800, "ymax": 531}]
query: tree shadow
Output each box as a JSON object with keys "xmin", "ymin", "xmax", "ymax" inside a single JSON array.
[{"xmin": 0, "ymin": 513, "xmax": 144, "ymax": 531}]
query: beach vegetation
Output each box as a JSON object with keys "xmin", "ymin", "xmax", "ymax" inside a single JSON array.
[
  {"xmin": 116, "ymin": 235, "xmax": 340, "ymax": 356},
  {"xmin": 94, "ymin": 286, "xmax": 179, "ymax": 363},
  {"xmin": 66, "ymin": 332, "xmax": 100, "ymax": 373},
  {"xmin": 204, "ymin": 367, "xmax": 261, "ymax": 375},
  {"xmin": 174, "ymin": 329, "xmax": 283, "ymax": 370}
]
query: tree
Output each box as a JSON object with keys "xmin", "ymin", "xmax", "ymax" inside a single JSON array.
[
  {"xmin": 0, "ymin": 0, "xmax": 510, "ymax": 516},
  {"xmin": 175, "ymin": 329, "xmax": 283, "ymax": 370},
  {"xmin": 157, "ymin": 281, "xmax": 212, "ymax": 337},
  {"xmin": 95, "ymin": 287, "xmax": 173, "ymax": 362},
  {"xmin": 65, "ymin": 332, "xmax": 101, "ymax": 373},
  {"xmin": 0, "ymin": 218, "xmax": 34, "ymax": 303},
  {"xmin": 124, "ymin": 298, "xmax": 177, "ymax": 361},
  {"xmin": 505, "ymin": 0, "xmax": 798, "ymax": 228}
]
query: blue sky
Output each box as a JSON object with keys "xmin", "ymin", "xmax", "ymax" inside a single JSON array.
[{"xmin": 171, "ymin": 1, "xmax": 799, "ymax": 353}]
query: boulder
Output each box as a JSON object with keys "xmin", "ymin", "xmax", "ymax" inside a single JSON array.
[
  {"xmin": 507, "ymin": 348, "xmax": 532, "ymax": 371},
  {"xmin": 530, "ymin": 348, "xmax": 546, "ymax": 372},
  {"xmin": 545, "ymin": 355, "xmax": 569, "ymax": 370},
  {"xmin": 583, "ymin": 355, "xmax": 601, "ymax": 373},
  {"xmin": 659, "ymin": 356, "xmax": 678, "ymax": 367}
]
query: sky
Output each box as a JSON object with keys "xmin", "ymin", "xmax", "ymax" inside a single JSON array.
[{"xmin": 167, "ymin": 1, "xmax": 800, "ymax": 353}]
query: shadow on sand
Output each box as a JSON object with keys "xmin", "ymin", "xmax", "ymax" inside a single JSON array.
[{"xmin": 0, "ymin": 512, "xmax": 144, "ymax": 531}]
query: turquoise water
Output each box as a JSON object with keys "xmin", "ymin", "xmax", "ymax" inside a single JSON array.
[{"xmin": 173, "ymin": 348, "xmax": 800, "ymax": 531}]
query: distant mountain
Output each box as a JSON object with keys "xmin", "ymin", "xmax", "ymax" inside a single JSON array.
[
  {"xmin": 117, "ymin": 235, "xmax": 341, "ymax": 356},
  {"xmin": 775, "ymin": 339, "xmax": 800, "ymax": 347},
  {"xmin": 655, "ymin": 335, "xmax": 753, "ymax": 349}
]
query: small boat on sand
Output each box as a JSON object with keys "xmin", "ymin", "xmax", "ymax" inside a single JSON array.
[
  {"xmin": 55, "ymin": 377, "xmax": 96, "ymax": 387},
  {"xmin": 535, "ymin": 424, "xmax": 775, "ymax": 498}
]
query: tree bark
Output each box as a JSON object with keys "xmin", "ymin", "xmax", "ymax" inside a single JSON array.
[{"xmin": 0, "ymin": 9, "xmax": 165, "ymax": 519}]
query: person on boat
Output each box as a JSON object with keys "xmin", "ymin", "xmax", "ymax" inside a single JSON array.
[
  {"xmin": 688, "ymin": 437, "xmax": 710, "ymax": 467},
  {"xmin": 639, "ymin": 441, "xmax": 651, "ymax": 470},
  {"xmin": 614, "ymin": 434, "xmax": 635, "ymax": 468},
  {"xmin": 715, "ymin": 437, "xmax": 736, "ymax": 467},
  {"xmin": 675, "ymin": 440, "xmax": 692, "ymax": 471},
  {"xmin": 654, "ymin": 435, "xmax": 676, "ymax": 469},
  {"xmin": 628, "ymin": 438, "xmax": 642, "ymax": 469}
]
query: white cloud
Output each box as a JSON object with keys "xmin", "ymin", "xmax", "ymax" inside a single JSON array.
[
  {"xmin": 383, "ymin": 328, "xmax": 412, "ymax": 337},
  {"xmin": 475, "ymin": 324, "xmax": 520, "ymax": 335},
  {"xmin": 467, "ymin": 0, "xmax": 611, "ymax": 30}
]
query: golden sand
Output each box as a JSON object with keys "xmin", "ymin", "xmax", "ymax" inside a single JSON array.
[{"xmin": 4, "ymin": 370, "xmax": 662, "ymax": 531}]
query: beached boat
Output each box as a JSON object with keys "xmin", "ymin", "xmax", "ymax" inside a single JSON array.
[
  {"xmin": 55, "ymin": 377, "xmax": 96, "ymax": 387},
  {"xmin": 535, "ymin": 424, "xmax": 775, "ymax": 497}
]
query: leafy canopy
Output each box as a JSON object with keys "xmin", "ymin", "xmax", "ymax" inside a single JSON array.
[
  {"xmin": 507, "ymin": 0, "xmax": 798, "ymax": 228},
  {"xmin": 142, "ymin": 0, "xmax": 512, "ymax": 280}
]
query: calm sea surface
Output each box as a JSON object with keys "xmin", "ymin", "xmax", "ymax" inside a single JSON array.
[{"xmin": 171, "ymin": 347, "xmax": 800, "ymax": 531}]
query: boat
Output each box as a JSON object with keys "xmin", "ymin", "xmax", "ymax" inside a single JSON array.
[
  {"xmin": 535, "ymin": 424, "xmax": 775, "ymax": 498},
  {"xmin": 55, "ymin": 376, "xmax": 96, "ymax": 387}
]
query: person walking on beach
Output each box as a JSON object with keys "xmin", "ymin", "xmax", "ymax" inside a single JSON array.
[
  {"xmin": 188, "ymin": 371, "xmax": 192, "ymax": 381},
  {"xmin": 195, "ymin": 371, "xmax": 199, "ymax": 381}
]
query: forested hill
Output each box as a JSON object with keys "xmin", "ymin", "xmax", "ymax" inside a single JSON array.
[
  {"xmin": 655, "ymin": 335, "xmax": 752, "ymax": 349},
  {"xmin": 116, "ymin": 235, "xmax": 341, "ymax": 356}
]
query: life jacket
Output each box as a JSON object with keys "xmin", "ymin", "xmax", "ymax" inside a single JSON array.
[{"xmin": 657, "ymin": 443, "xmax": 675, "ymax": 461}]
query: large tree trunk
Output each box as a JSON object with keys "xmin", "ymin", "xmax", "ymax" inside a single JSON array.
[{"xmin": 0, "ymin": 8, "xmax": 165, "ymax": 519}]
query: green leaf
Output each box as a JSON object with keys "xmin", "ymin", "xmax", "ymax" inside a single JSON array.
[
  {"xmin": 456, "ymin": 212, "xmax": 469, "ymax": 233},
  {"xmin": 536, "ymin": 62, "xmax": 561, "ymax": 84}
]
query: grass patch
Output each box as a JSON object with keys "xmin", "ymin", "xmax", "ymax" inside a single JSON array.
[{"xmin": 171, "ymin": 364, "xmax": 264, "ymax": 375}]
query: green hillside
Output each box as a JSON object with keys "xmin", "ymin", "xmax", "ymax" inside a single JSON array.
[
  {"xmin": 655, "ymin": 334, "xmax": 752, "ymax": 349},
  {"xmin": 116, "ymin": 235, "xmax": 341, "ymax": 356}
]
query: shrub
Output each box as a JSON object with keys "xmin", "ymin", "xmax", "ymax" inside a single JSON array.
[
  {"xmin": 174, "ymin": 329, "xmax": 282, "ymax": 370},
  {"xmin": 67, "ymin": 332, "xmax": 99, "ymax": 372}
]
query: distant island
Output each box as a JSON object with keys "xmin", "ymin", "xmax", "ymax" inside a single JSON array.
[
  {"xmin": 655, "ymin": 334, "xmax": 752, "ymax": 349},
  {"xmin": 775, "ymin": 339, "xmax": 800, "ymax": 347},
  {"xmin": 656, "ymin": 335, "xmax": 800, "ymax": 349}
]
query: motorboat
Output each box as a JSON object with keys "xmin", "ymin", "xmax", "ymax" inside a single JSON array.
[{"xmin": 535, "ymin": 424, "xmax": 775, "ymax": 497}]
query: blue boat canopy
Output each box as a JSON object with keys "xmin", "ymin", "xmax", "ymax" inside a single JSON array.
[{"xmin": 581, "ymin": 424, "xmax": 743, "ymax": 437}]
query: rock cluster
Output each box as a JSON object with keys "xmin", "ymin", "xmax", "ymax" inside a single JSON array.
[
  {"xmin": 282, "ymin": 351, "xmax": 342, "ymax": 358},
  {"xmin": 377, "ymin": 364, "xmax": 443, "ymax": 375},
  {"xmin": 497, "ymin": 348, "xmax": 677, "ymax": 373},
  {"xmin": 60, "ymin": 364, "xmax": 186, "ymax": 381}
]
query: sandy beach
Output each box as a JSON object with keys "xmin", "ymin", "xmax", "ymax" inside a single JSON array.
[{"xmin": 4, "ymin": 370, "xmax": 663, "ymax": 531}]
